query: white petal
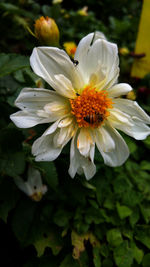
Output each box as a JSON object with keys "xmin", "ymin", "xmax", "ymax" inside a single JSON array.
[
  {"xmin": 128, "ymin": 120, "xmax": 150, "ymax": 140},
  {"xmin": 95, "ymin": 124, "xmax": 129, "ymax": 167},
  {"xmin": 77, "ymin": 128, "xmax": 94, "ymax": 157},
  {"xmin": 95, "ymin": 127, "xmax": 115, "ymax": 153},
  {"xmin": 54, "ymin": 74, "xmax": 77, "ymax": 99},
  {"xmin": 42, "ymin": 120, "xmax": 61, "ymax": 136},
  {"xmin": 108, "ymin": 83, "xmax": 132, "ymax": 97},
  {"xmin": 75, "ymin": 32, "xmax": 106, "ymax": 64},
  {"xmin": 109, "ymin": 114, "xmax": 150, "ymax": 140},
  {"xmin": 10, "ymin": 111, "xmax": 51, "ymax": 128},
  {"xmin": 68, "ymin": 132, "xmax": 96, "ymax": 180},
  {"xmin": 27, "ymin": 167, "xmax": 47, "ymax": 194},
  {"xmin": 14, "ymin": 87, "xmax": 62, "ymax": 111},
  {"xmin": 32, "ymin": 132, "xmax": 63, "ymax": 161},
  {"xmin": 75, "ymin": 34, "xmax": 119, "ymax": 89},
  {"xmin": 10, "ymin": 87, "xmax": 69, "ymax": 128},
  {"xmin": 53, "ymin": 123, "xmax": 76, "ymax": 147},
  {"xmin": 14, "ymin": 176, "xmax": 33, "ymax": 196},
  {"xmin": 79, "ymin": 155, "xmax": 96, "ymax": 180},
  {"xmin": 30, "ymin": 47, "xmax": 83, "ymax": 90},
  {"xmin": 27, "ymin": 167, "xmax": 42, "ymax": 188},
  {"xmin": 109, "ymin": 108, "xmax": 133, "ymax": 126},
  {"xmin": 58, "ymin": 116, "xmax": 73, "ymax": 128},
  {"xmin": 114, "ymin": 99, "xmax": 150, "ymax": 124},
  {"xmin": 43, "ymin": 98, "xmax": 70, "ymax": 119}
]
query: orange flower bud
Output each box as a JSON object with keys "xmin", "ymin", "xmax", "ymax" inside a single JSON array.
[
  {"xmin": 34, "ymin": 16, "xmax": 59, "ymax": 46},
  {"xmin": 63, "ymin": 42, "xmax": 77, "ymax": 58}
]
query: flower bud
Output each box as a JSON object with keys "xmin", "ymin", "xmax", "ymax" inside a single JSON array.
[
  {"xmin": 14, "ymin": 166, "xmax": 47, "ymax": 202},
  {"xmin": 126, "ymin": 90, "xmax": 136, "ymax": 100},
  {"xmin": 34, "ymin": 16, "xmax": 60, "ymax": 46},
  {"xmin": 119, "ymin": 47, "xmax": 129, "ymax": 56},
  {"xmin": 77, "ymin": 6, "xmax": 88, "ymax": 16},
  {"xmin": 63, "ymin": 42, "xmax": 77, "ymax": 58}
]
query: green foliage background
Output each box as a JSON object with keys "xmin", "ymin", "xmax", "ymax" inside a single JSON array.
[{"xmin": 0, "ymin": 0, "xmax": 150, "ymax": 266}]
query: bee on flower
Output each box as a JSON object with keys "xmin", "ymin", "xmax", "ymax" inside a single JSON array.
[
  {"xmin": 10, "ymin": 32, "xmax": 150, "ymax": 180},
  {"xmin": 14, "ymin": 166, "xmax": 47, "ymax": 201}
]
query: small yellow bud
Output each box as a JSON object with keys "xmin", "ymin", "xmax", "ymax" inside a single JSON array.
[
  {"xmin": 52, "ymin": 0, "xmax": 63, "ymax": 4},
  {"xmin": 63, "ymin": 42, "xmax": 77, "ymax": 58},
  {"xmin": 77, "ymin": 6, "xmax": 88, "ymax": 16},
  {"xmin": 34, "ymin": 16, "xmax": 60, "ymax": 46},
  {"xmin": 119, "ymin": 47, "xmax": 130, "ymax": 56},
  {"xmin": 126, "ymin": 90, "xmax": 136, "ymax": 100}
]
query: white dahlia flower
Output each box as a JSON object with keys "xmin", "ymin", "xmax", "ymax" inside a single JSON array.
[
  {"xmin": 14, "ymin": 166, "xmax": 47, "ymax": 201},
  {"xmin": 10, "ymin": 32, "xmax": 150, "ymax": 180}
]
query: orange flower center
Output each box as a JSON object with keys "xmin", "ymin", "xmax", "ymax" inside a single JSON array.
[{"xmin": 70, "ymin": 86, "xmax": 113, "ymax": 128}]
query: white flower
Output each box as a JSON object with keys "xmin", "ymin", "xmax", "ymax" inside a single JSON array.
[
  {"xmin": 10, "ymin": 32, "xmax": 150, "ymax": 180},
  {"xmin": 14, "ymin": 166, "xmax": 47, "ymax": 201}
]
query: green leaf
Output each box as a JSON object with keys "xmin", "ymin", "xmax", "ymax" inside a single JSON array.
[
  {"xmin": 129, "ymin": 208, "xmax": 140, "ymax": 228},
  {"xmin": 0, "ymin": 125, "xmax": 24, "ymax": 152},
  {"xmin": 127, "ymin": 138, "xmax": 137, "ymax": 154},
  {"xmin": 122, "ymin": 190, "xmax": 143, "ymax": 207},
  {"xmin": 0, "ymin": 75, "xmax": 20, "ymax": 97},
  {"xmin": 53, "ymin": 209, "xmax": 72, "ymax": 227},
  {"xmin": 93, "ymin": 247, "xmax": 101, "ymax": 267},
  {"xmin": 116, "ymin": 202, "xmax": 132, "ymax": 219},
  {"xmin": 140, "ymin": 160, "xmax": 150, "ymax": 171},
  {"xmin": 103, "ymin": 195, "xmax": 115, "ymax": 210},
  {"xmin": 0, "ymin": 3, "xmax": 33, "ymax": 18},
  {"xmin": 36, "ymin": 161, "xmax": 58, "ymax": 190},
  {"xmin": 12, "ymin": 198, "xmax": 37, "ymax": 244},
  {"xmin": 102, "ymin": 259, "xmax": 113, "ymax": 267},
  {"xmin": 107, "ymin": 228, "xmax": 123, "ymax": 247},
  {"xmin": 142, "ymin": 253, "xmax": 150, "ymax": 267},
  {"xmin": 79, "ymin": 251, "xmax": 89, "ymax": 267},
  {"xmin": 0, "ymin": 53, "xmax": 29, "ymax": 78},
  {"xmin": 59, "ymin": 254, "xmax": 80, "ymax": 267},
  {"xmin": 143, "ymin": 136, "xmax": 150, "ymax": 149},
  {"xmin": 140, "ymin": 203, "xmax": 150, "ymax": 223},
  {"xmin": 130, "ymin": 241, "xmax": 143, "ymax": 264},
  {"xmin": 113, "ymin": 176, "xmax": 132, "ymax": 195},
  {"xmin": 122, "ymin": 228, "xmax": 133, "ymax": 240},
  {"xmin": 85, "ymin": 207, "xmax": 103, "ymax": 224},
  {"xmin": 34, "ymin": 230, "xmax": 62, "ymax": 257},
  {"xmin": 114, "ymin": 241, "xmax": 134, "ymax": 267},
  {"xmin": 1, "ymin": 151, "xmax": 25, "ymax": 178},
  {"xmin": 99, "ymin": 244, "xmax": 109, "ymax": 258},
  {"xmin": 135, "ymin": 227, "xmax": 150, "ymax": 249},
  {"xmin": 0, "ymin": 178, "xmax": 20, "ymax": 222}
]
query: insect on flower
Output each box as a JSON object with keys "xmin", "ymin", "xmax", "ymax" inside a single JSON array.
[
  {"xmin": 84, "ymin": 112, "xmax": 104, "ymax": 124},
  {"xmin": 10, "ymin": 32, "xmax": 150, "ymax": 180}
]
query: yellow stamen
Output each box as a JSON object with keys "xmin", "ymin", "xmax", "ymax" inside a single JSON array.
[{"xmin": 70, "ymin": 86, "xmax": 113, "ymax": 128}]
